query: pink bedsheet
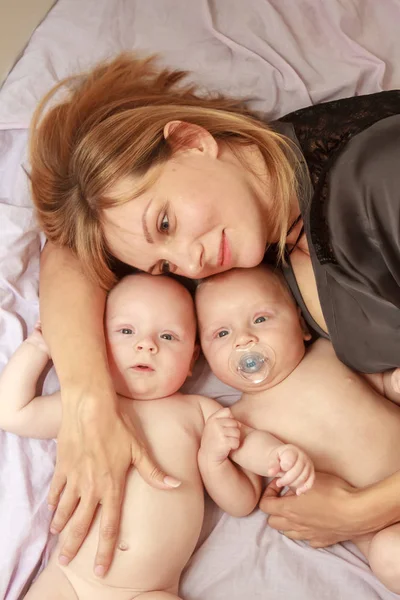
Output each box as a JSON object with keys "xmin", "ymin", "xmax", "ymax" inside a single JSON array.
[{"xmin": 1, "ymin": 1, "xmax": 400, "ymax": 598}]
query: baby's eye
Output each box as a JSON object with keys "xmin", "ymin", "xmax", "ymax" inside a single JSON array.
[
  {"xmin": 161, "ymin": 261, "xmax": 171, "ymax": 274},
  {"xmin": 254, "ymin": 316, "xmax": 268, "ymax": 324},
  {"xmin": 216, "ymin": 330, "xmax": 229, "ymax": 338},
  {"xmin": 119, "ymin": 328, "xmax": 133, "ymax": 335},
  {"xmin": 160, "ymin": 333, "xmax": 175, "ymax": 341}
]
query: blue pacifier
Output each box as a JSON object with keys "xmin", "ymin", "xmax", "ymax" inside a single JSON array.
[{"xmin": 229, "ymin": 343, "xmax": 275, "ymax": 385}]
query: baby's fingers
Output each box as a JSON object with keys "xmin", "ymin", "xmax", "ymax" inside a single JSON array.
[
  {"xmin": 223, "ymin": 426, "xmax": 240, "ymax": 439},
  {"xmin": 209, "ymin": 407, "xmax": 233, "ymax": 421},
  {"xmin": 276, "ymin": 458, "xmax": 304, "ymax": 488},
  {"xmin": 278, "ymin": 447, "xmax": 298, "ymax": 471},
  {"xmin": 266, "ymin": 456, "xmax": 281, "ymax": 477},
  {"xmin": 227, "ymin": 435, "xmax": 241, "ymax": 451},
  {"xmin": 218, "ymin": 418, "xmax": 240, "ymax": 430}
]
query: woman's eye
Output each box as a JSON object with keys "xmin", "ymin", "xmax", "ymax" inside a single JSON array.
[
  {"xmin": 160, "ymin": 213, "xmax": 169, "ymax": 233},
  {"xmin": 160, "ymin": 333, "xmax": 175, "ymax": 341},
  {"xmin": 119, "ymin": 328, "xmax": 133, "ymax": 335},
  {"xmin": 217, "ymin": 330, "xmax": 229, "ymax": 338},
  {"xmin": 254, "ymin": 316, "xmax": 268, "ymax": 324}
]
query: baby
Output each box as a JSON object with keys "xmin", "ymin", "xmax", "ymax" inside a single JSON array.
[
  {"xmin": 196, "ymin": 265, "xmax": 400, "ymax": 595},
  {"xmin": 0, "ymin": 273, "xmax": 314, "ymax": 600}
]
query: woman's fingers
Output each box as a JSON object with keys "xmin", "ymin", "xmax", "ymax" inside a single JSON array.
[
  {"xmin": 47, "ymin": 470, "xmax": 67, "ymax": 510},
  {"xmin": 134, "ymin": 449, "xmax": 181, "ymax": 489},
  {"xmin": 50, "ymin": 482, "xmax": 79, "ymax": 533},
  {"xmin": 57, "ymin": 495, "xmax": 98, "ymax": 566},
  {"xmin": 94, "ymin": 485, "xmax": 124, "ymax": 577},
  {"xmin": 295, "ymin": 466, "xmax": 315, "ymax": 495}
]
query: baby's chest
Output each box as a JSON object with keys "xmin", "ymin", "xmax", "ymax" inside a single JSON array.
[{"xmin": 127, "ymin": 400, "xmax": 202, "ymax": 471}]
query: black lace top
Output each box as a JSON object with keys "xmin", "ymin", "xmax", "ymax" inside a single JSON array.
[{"xmin": 271, "ymin": 91, "xmax": 400, "ymax": 373}]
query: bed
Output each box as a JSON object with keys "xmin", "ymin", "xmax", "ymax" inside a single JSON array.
[{"xmin": 1, "ymin": 1, "xmax": 400, "ymax": 598}]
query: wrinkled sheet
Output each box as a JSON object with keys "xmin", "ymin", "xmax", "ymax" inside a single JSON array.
[{"xmin": 0, "ymin": 0, "xmax": 400, "ymax": 598}]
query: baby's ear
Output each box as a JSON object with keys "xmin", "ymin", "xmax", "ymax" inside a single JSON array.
[
  {"xmin": 188, "ymin": 344, "xmax": 201, "ymax": 377},
  {"xmin": 297, "ymin": 307, "xmax": 312, "ymax": 341}
]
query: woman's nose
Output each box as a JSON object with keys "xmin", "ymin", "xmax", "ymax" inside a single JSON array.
[
  {"xmin": 135, "ymin": 337, "xmax": 158, "ymax": 353},
  {"xmin": 176, "ymin": 241, "xmax": 204, "ymax": 278},
  {"xmin": 234, "ymin": 331, "xmax": 258, "ymax": 349}
]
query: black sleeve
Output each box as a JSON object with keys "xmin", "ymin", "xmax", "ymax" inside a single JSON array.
[{"xmin": 327, "ymin": 114, "xmax": 400, "ymax": 310}]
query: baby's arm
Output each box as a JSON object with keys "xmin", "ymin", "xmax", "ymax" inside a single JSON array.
[
  {"xmin": 0, "ymin": 323, "xmax": 61, "ymax": 438},
  {"xmin": 198, "ymin": 399, "xmax": 314, "ymax": 517},
  {"xmin": 231, "ymin": 426, "xmax": 314, "ymax": 495},
  {"xmin": 198, "ymin": 400, "xmax": 262, "ymax": 517}
]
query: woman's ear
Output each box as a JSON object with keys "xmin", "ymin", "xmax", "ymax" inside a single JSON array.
[
  {"xmin": 163, "ymin": 120, "xmax": 219, "ymax": 158},
  {"xmin": 188, "ymin": 344, "xmax": 201, "ymax": 377}
]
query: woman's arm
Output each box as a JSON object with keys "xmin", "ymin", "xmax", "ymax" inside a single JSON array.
[
  {"xmin": 40, "ymin": 242, "xmax": 178, "ymax": 577},
  {"xmin": 260, "ymin": 471, "xmax": 400, "ymax": 547}
]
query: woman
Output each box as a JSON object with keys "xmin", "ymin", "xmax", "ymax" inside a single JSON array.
[{"xmin": 30, "ymin": 54, "xmax": 400, "ymax": 576}]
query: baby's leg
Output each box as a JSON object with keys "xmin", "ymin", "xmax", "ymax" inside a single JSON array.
[
  {"xmin": 24, "ymin": 562, "xmax": 78, "ymax": 599},
  {"xmin": 353, "ymin": 523, "xmax": 400, "ymax": 593}
]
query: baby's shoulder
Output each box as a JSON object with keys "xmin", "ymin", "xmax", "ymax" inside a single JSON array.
[
  {"xmin": 302, "ymin": 338, "xmax": 355, "ymax": 379},
  {"xmin": 305, "ymin": 338, "xmax": 337, "ymax": 362}
]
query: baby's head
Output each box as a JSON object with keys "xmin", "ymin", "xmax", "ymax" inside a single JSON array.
[
  {"xmin": 105, "ymin": 273, "xmax": 197, "ymax": 400},
  {"xmin": 196, "ymin": 265, "xmax": 311, "ymax": 393}
]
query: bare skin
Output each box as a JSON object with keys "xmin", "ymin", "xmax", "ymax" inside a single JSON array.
[
  {"xmin": 40, "ymin": 117, "xmax": 400, "ymax": 569},
  {"xmin": 0, "ymin": 273, "xmax": 313, "ymax": 599},
  {"xmin": 197, "ymin": 266, "xmax": 400, "ymax": 593}
]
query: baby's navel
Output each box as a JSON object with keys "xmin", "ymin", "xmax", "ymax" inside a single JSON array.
[{"xmin": 118, "ymin": 541, "xmax": 129, "ymax": 551}]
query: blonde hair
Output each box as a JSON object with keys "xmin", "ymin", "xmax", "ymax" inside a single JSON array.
[{"xmin": 30, "ymin": 53, "xmax": 302, "ymax": 289}]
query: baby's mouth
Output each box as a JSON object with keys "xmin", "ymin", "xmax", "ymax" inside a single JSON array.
[{"xmin": 130, "ymin": 364, "xmax": 155, "ymax": 372}]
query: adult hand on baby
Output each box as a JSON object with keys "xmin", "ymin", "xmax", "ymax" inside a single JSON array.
[
  {"xmin": 260, "ymin": 472, "xmax": 360, "ymax": 547},
  {"xmin": 49, "ymin": 394, "xmax": 180, "ymax": 577},
  {"xmin": 200, "ymin": 407, "xmax": 241, "ymax": 464},
  {"xmin": 266, "ymin": 444, "xmax": 315, "ymax": 496}
]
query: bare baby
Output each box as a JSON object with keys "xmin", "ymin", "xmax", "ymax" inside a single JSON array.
[
  {"xmin": 196, "ymin": 265, "xmax": 400, "ymax": 594},
  {"xmin": 0, "ymin": 273, "xmax": 314, "ymax": 600}
]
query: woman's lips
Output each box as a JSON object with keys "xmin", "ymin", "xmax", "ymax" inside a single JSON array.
[{"xmin": 218, "ymin": 229, "xmax": 232, "ymax": 268}]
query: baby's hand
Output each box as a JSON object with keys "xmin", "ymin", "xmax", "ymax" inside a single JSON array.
[
  {"xmin": 26, "ymin": 321, "xmax": 51, "ymax": 357},
  {"xmin": 200, "ymin": 407, "xmax": 241, "ymax": 465},
  {"xmin": 266, "ymin": 444, "xmax": 315, "ymax": 496},
  {"xmin": 391, "ymin": 368, "xmax": 400, "ymax": 394}
]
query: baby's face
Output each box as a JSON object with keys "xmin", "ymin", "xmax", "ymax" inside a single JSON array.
[
  {"xmin": 196, "ymin": 267, "xmax": 310, "ymax": 393},
  {"xmin": 105, "ymin": 274, "xmax": 197, "ymax": 400}
]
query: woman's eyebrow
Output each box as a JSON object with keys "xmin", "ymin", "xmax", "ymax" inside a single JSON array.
[{"xmin": 142, "ymin": 198, "xmax": 154, "ymax": 244}]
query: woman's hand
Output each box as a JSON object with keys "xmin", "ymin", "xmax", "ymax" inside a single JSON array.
[
  {"xmin": 49, "ymin": 390, "xmax": 180, "ymax": 577},
  {"xmin": 260, "ymin": 472, "xmax": 388, "ymax": 548}
]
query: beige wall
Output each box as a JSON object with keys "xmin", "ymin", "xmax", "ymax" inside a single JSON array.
[{"xmin": 0, "ymin": 0, "xmax": 55, "ymax": 87}]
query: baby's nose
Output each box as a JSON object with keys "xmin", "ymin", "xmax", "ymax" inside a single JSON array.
[
  {"xmin": 135, "ymin": 338, "xmax": 157, "ymax": 353},
  {"xmin": 234, "ymin": 332, "xmax": 258, "ymax": 349}
]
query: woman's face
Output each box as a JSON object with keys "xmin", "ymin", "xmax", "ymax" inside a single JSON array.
[{"xmin": 103, "ymin": 131, "xmax": 273, "ymax": 279}]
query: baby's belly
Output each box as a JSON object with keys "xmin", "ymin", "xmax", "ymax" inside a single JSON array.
[{"xmin": 59, "ymin": 458, "xmax": 204, "ymax": 592}]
